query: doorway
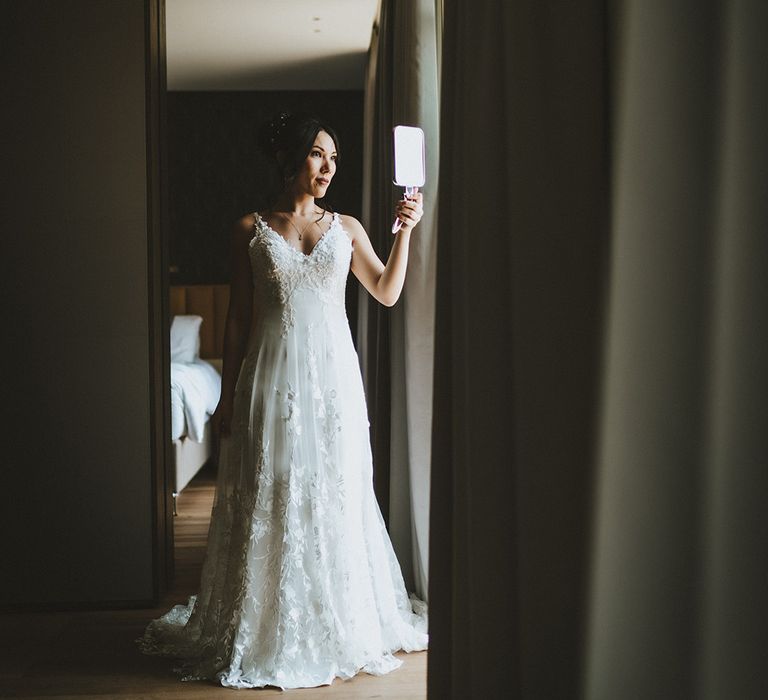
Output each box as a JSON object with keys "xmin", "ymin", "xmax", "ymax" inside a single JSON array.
[{"xmin": 146, "ymin": 0, "xmax": 376, "ymax": 600}]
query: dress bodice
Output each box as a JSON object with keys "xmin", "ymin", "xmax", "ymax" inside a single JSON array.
[{"xmin": 248, "ymin": 211, "xmax": 353, "ymax": 338}]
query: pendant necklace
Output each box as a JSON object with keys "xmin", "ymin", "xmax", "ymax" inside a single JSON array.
[{"xmin": 277, "ymin": 209, "xmax": 325, "ymax": 241}]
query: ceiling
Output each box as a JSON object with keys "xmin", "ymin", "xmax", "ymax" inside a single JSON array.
[{"xmin": 165, "ymin": 0, "xmax": 379, "ymax": 91}]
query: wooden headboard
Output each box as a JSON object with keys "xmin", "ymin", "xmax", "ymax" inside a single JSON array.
[{"xmin": 170, "ymin": 284, "xmax": 230, "ymax": 359}]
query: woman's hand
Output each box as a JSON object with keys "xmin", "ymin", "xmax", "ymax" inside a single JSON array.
[
  {"xmin": 210, "ymin": 399, "xmax": 233, "ymax": 443},
  {"xmin": 395, "ymin": 190, "xmax": 423, "ymax": 231}
]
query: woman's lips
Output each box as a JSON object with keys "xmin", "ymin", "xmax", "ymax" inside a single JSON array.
[{"xmin": 317, "ymin": 178, "xmax": 329, "ymax": 185}]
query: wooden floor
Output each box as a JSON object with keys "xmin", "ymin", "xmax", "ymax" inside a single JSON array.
[{"xmin": 0, "ymin": 462, "xmax": 427, "ymax": 699}]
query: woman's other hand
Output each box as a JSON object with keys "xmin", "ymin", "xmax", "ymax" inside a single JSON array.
[{"xmin": 210, "ymin": 399, "xmax": 233, "ymax": 443}]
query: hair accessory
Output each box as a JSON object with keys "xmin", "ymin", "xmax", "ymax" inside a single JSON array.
[{"xmin": 269, "ymin": 112, "xmax": 291, "ymax": 152}]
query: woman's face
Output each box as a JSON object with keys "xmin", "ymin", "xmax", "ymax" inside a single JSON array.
[{"xmin": 291, "ymin": 129, "xmax": 337, "ymax": 198}]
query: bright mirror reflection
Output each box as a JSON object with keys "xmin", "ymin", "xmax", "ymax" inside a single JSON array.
[{"xmin": 393, "ymin": 125, "xmax": 426, "ymax": 186}]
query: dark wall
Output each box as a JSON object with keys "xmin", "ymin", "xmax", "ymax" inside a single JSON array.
[{"xmin": 0, "ymin": 0, "xmax": 154, "ymax": 606}]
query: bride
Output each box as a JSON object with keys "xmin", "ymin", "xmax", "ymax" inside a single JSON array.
[{"xmin": 136, "ymin": 111, "xmax": 428, "ymax": 690}]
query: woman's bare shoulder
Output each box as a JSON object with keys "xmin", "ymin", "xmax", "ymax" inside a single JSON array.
[
  {"xmin": 231, "ymin": 211, "xmax": 260, "ymax": 245},
  {"xmin": 337, "ymin": 213, "xmax": 367, "ymax": 242},
  {"xmin": 222, "ymin": 212, "xmax": 256, "ymax": 253}
]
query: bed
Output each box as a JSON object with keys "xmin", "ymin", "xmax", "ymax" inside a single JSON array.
[{"xmin": 170, "ymin": 284, "xmax": 229, "ymax": 514}]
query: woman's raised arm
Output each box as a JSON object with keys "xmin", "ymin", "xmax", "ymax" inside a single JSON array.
[{"xmin": 343, "ymin": 191, "xmax": 423, "ymax": 307}]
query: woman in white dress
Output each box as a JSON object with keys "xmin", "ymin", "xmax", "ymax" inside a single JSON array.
[{"xmin": 136, "ymin": 111, "xmax": 428, "ymax": 690}]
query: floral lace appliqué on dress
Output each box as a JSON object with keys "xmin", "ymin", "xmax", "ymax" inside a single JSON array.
[{"xmin": 135, "ymin": 210, "xmax": 428, "ymax": 690}]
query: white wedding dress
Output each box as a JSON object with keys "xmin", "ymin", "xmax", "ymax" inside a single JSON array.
[{"xmin": 136, "ymin": 211, "xmax": 428, "ymax": 690}]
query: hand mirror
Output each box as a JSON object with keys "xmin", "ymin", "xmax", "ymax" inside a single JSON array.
[{"xmin": 391, "ymin": 125, "xmax": 426, "ymax": 233}]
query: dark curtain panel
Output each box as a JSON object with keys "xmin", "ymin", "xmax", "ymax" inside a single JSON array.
[
  {"xmin": 428, "ymin": 1, "xmax": 610, "ymax": 698},
  {"xmin": 585, "ymin": 2, "xmax": 768, "ymax": 698},
  {"xmin": 429, "ymin": 1, "xmax": 768, "ymax": 699}
]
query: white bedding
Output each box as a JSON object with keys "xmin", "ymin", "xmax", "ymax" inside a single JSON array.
[{"xmin": 170, "ymin": 358, "xmax": 221, "ymax": 442}]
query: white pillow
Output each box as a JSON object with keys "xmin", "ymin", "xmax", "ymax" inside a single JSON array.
[{"xmin": 170, "ymin": 315, "xmax": 203, "ymax": 363}]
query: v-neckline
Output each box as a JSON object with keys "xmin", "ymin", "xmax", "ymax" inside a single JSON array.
[{"xmin": 256, "ymin": 211, "xmax": 337, "ymax": 260}]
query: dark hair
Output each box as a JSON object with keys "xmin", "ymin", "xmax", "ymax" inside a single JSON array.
[{"xmin": 257, "ymin": 111, "xmax": 341, "ymax": 213}]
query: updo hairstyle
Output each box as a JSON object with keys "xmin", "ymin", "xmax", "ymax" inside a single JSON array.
[{"xmin": 257, "ymin": 111, "xmax": 341, "ymax": 187}]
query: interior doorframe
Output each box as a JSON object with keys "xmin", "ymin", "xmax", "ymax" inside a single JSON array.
[{"xmin": 145, "ymin": 0, "xmax": 174, "ymax": 602}]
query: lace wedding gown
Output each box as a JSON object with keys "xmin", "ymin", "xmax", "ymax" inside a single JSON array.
[{"xmin": 136, "ymin": 211, "xmax": 428, "ymax": 690}]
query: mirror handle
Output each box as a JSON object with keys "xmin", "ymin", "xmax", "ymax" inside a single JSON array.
[{"xmin": 391, "ymin": 185, "xmax": 419, "ymax": 234}]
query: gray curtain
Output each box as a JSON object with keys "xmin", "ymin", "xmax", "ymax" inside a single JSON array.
[
  {"xmin": 358, "ymin": 0, "xmax": 394, "ymax": 531},
  {"xmin": 358, "ymin": 0, "xmax": 439, "ymax": 601},
  {"xmin": 586, "ymin": 2, "xmax": 768, "ymax": 699},
  {"xmin": 428, "ymin": 1, "xmax": 767, "ymax": 699}
]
